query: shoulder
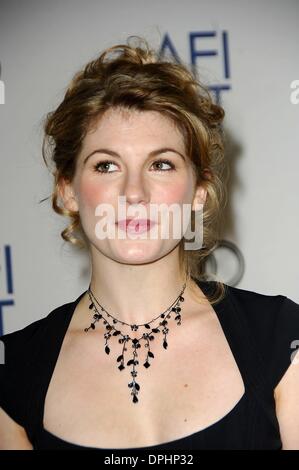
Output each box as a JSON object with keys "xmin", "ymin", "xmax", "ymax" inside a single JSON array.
[
  {"xmin": 0, "ymin": 299, "xmax": 73, "ymax": 357},
  {"xmin": 225, "ymin": 282, "xmax": 287, "ymax": 312},
  {"xmin": 224, "ymin": 283, "xmax": 299, "ymax": 389},
  {"xmin": 225, "ymin": 283, "xmax": 299, "ymax": 336},
  {"xmin": 0, "ymin": 289, "xmax": 86, "ymax": 361},
  {"xmin": 0, "ymin": 317, "xmax": 47, "ymax": 361},
  {"xmin": 0, "ymin": 295, "xmax": 81, "ymax": 428},
  {"xmin": 0, "ymin": 299, "xmax": 72, "ymax": 373}
]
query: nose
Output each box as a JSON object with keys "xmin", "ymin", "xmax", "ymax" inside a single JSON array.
[{"xmin": 122, "ymin": 172, "xmax": 149, "ymax": 206}]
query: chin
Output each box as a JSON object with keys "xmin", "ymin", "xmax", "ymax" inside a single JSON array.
[
  {"xmin": 102, "ymin": 237, "xmax": 177, "ymax": 265},
  {"xmin": 110, "ymin": 242, "xmax": 162, "ymax": 265}
]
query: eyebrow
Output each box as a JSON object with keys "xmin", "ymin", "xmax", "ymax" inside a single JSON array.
[{"xmin": 83, "ymin": 147, "xmax": 186, "ymax": 165}]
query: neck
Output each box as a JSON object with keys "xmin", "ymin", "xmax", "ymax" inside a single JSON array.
[{"xmin": 86, "ymin": 245, "xmax": 188, "ymax": 326}]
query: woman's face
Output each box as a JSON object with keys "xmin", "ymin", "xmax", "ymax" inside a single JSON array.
[{"xmin": 61, "ymin": 107, "xmax": 206, "ymax": 264}]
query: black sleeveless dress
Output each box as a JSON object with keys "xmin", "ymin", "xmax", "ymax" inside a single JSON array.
[{"xmin": 1, "ymin": 280, "xmax": 299, "ymax": 450}]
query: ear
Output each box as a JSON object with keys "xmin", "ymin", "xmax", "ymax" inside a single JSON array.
[
  {"xmin": 192, "ymin": 184, "xmax": 207, "ymax": 211},
  {"xmin": 58, "ymin": 178, "xmax": 79, "ymax": 212}
]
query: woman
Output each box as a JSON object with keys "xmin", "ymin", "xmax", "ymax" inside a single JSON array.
[{"xmin": 1, "ymin": 37, "xmax": 299, "ymax": 450}]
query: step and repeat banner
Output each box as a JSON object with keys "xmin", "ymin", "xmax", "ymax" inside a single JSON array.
[{"xmin": 0, "ymin": 0, "xmax": 298, "ymax": 334}]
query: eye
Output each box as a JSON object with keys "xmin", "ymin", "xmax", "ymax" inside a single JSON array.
[
  {"xmin": 92, "ymin": 158, "xmax": 176, "ymax": 174},
  {"xmin": 93, "ymin": 160, "xmax": 118, "ymax": 173},
  {"xmin": 151, "ymin": 159, "xmax": 176, "ymax": 173}
]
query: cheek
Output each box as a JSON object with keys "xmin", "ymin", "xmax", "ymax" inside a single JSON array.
[
  {"xmin": 75, "ymin": 174, "xmax": 195, "ymax": 210},
  {"xmin": 154, "ymin": 180, "xmax": 195, "ymax": 230},
  {"xmin": 155, "ymin": 181, "xmax": 193, "ymax": 204},
  {"xmin": 77, "ymin": 177, "xmax": 112, "ymax": 208}
]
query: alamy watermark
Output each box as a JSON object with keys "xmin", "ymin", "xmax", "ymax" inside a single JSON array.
[
  {"xmin": 0, "ymin": 62, "xmax": 4, "ymax": 104},
  {"xmin": 290, "ymin": 339, "xmax": 299, "ymax": 365},
  {"xmin": 92, "ymin": 196, "xmax": 204, "ymax": 250},
  {"xmin": 290, "ymin": 80, "xmax": 299, "ymax": 104}
]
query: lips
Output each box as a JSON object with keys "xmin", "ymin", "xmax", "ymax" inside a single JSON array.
[{"xmin": 116, "ymin": 219, "xmax": 156, "ymax": 234}]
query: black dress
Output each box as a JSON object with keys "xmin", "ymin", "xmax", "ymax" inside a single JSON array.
[{"xmin": 1, "ymin": 280, "xmax": 299, "ymax": 450}]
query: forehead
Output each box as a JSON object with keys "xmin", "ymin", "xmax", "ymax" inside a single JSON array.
[{"xmin": 83, "ymin": 107, "xmax": 185, "ymax": 147}]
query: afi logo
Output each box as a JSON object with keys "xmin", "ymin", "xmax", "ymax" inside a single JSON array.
[
  {"xmin": 159, "ymin": 31, "xmax": 231, "ymax": 105},
  {"xmin": 0, "ymin": 340, "xmax": 4, "ymax": 364},
  {"xmin": 0, "ymin": 245, "xmax": 14, "ymax": 335}
]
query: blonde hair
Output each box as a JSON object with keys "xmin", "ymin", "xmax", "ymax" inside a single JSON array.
[{"xmin": 41, "ymin": 36, "xmax": 229, "ymax": 305}]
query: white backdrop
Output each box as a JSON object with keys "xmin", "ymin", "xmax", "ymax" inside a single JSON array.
[{"xmin": 0, "ymin": 0, "xmax": 298, "ymax": 334}]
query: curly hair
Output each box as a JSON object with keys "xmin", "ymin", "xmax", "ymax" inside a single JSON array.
[{"xmin": 41, "ymin": 36, "xmax": 229, "ymax": 306}]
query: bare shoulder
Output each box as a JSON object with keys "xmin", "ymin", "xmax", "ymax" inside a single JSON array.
[
  {"xmin": 0, "ymin": 407, "xmax": 33, "ymax": 450},
  {"xmin": 274, "ymin": 351, "xmax": 299, "ymax": 450}
]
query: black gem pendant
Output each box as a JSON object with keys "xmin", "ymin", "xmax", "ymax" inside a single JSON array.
[
  {"xmin": 89, "ymin": 303, "xmax": 94, "ymax": 309},
  {"xmin": 143, "ymin": 361, "xmax": 150, "ymax": 368},
  {"xmin": 91, "ymin": 323, "xmax": 95, "ymax": 330},
  {"xmin": 105, "ymin": 345, "xmax": 110, "ymax": 354},
  {"xmin": 163, "ymin": 340, "xmax": 168, "ymax": 349},
  {"xmin": 118, "ymin": 364, "xmax": 125, "ymax": 371},
  {"xmin": 152, "ymin": 328, "xmax": 160, "ymax": 333},
  {"xmin": 133, "ymin": 395, "xmax": 138, "ymax": 403}
]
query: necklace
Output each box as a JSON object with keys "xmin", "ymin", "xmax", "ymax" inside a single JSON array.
[{"xmin": 84, "ymin": 280, "xmax": 187, "ymax": 403}]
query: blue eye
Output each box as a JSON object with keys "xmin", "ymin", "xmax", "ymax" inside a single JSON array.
[{"xmin": 93, "ymin": 159, "xmax": 176, "ymax": 174}]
